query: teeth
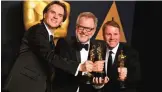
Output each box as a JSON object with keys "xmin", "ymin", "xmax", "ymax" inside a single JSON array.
[
  {"xmin": 51, "ymin": 19, "xmax": 56, "ymax": 23},
  {"xmin": 81, "ymin": 35, "xmax": 86, "ymax": 37}
]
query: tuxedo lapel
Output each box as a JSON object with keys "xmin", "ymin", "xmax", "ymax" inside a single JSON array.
[
  {"xmin": 71, "ymin": 38, "xmax": 81, "ymax": 63},
  {"xmin": 40, "ymin": 22, "xmax": 49, "ymax": 40},
  {"xmin": 76, "ymin": 50, "xmax": 81, "ymax": 63},
  {"xmin": 40, "ymin": 22, "xmax": 56, "ymax": 50},
  {"xmin": 87, "ymin": 41, "xmax": 92, "ymax": 60}
]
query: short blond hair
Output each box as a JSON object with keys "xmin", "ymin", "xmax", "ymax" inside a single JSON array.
[{"xmin": 102, "ymin": 20, "xmax": 120, "ymax": 33}]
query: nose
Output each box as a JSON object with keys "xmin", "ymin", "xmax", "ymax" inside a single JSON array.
[
  {"xmin": 82, "ymin": 28, "xmax": 87, "ymax": 33},
  {"xmin": 53, "ymin": 14, "xmax": 58, "ymax": 19},
  {"xmin": 110, "ymin": 35, "xmax": 114, "ymax": 39}
]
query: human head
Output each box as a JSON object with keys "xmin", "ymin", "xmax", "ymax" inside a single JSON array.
[
  {"xmin": 76, "ymin": 12, "xmax": 98, "ymax": 44},
  {"xmin": 102, "ymin": 20, "xmax": 120, "ymax": 49},
  {"xmin": 43, "ymin": 1, "xmax": 67, "ymax": 29}
]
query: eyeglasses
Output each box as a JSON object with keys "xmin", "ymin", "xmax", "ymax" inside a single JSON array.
[{"xmin": 77, "ymin": 24, "xmax": 94, "ymax": 32}]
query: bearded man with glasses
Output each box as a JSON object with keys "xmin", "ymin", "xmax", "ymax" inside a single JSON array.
[{"xmin": 54, "ymin": 12, "xmax": 109, "ymax": 92}]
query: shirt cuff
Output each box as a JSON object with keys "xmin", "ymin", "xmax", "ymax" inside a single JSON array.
[
  {"xmin": 75, "ymin": 63, "xmax": 82, "ymax": 76},
  {"xmin": 92, "ymin": 84, "xmax": 105, "ymax": 89}
]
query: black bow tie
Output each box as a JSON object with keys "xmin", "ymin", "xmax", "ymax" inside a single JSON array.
[{"xmin": 78, "ymin": 43, "xmax": 89, "ymax": 51}]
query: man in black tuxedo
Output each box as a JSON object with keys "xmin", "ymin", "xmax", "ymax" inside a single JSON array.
[
  {"xmin": 55, "ymin": 12, "xmax": 108, "ymax": 92},
  {"xmin": 3, "ymin": 1, "xmax": 94, "ymax": 92},
  {"xmin": 93, "ymin": 20, "xmax": 141, "ymax": 92}
]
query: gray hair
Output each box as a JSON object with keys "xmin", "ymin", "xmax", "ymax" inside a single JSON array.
[{"xmin": 76, "ymin": 12, "xmax": 98, "ymax": 28}]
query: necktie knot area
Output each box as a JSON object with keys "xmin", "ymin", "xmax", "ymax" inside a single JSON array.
[
  {"xmin": 49, "ymin": 35, "xmax": 55, "ymax": 49},
  {"xmin": 78, "ymin": 43, "xmax": 89, "ymax": 51},
  {"xmin": 109, "ymin": 50, "xmax": 113, "ymax": 55},
  {"xmin": 50, "ymin": 35, "xmax": 54, "ymax": 42}
]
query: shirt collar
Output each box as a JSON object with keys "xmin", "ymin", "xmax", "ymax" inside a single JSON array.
[{"xmin": 108, "ymin": 43, "xmax": 119, "ymax": 54}]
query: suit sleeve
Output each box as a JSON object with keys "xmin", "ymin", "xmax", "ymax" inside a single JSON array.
[
  {"xmin": 55, "ymin": 38, "xmax": 81, "ymax": 76},
  {"xmin": 28, "ymin": 29, "xmax": 79, "ymax": 75}
]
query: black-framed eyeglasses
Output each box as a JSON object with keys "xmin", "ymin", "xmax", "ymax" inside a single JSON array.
[{"xmin": 77, "ymin": 24, "xmax": 94, "ymax": 32}]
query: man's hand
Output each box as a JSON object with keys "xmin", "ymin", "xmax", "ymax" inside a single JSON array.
[
  {"xmin": 93, "ymin": 76, "xmax": 109, "ymax": 85},
  {"xmin": 79, "ymin": 61, "xmax": 93, "ymax": 72},
  {"xmin": 93, "ymin": 60, "xmax": 104, "ymax": 72},
  {"xmin": 118, "ymin": 67, "xmax": 127, "ymax": 81}
]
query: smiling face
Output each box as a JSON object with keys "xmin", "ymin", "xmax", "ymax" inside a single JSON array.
[
  {"xmin": 44, "ymin": 4, "xmax": 64, "ymax": 29},
  {"xmin": 103, "ymin": 25, "xmax": 120, "ymax": 49},
  {"xmin": 76, "ymin": 17, "xmax": 96, "ymax": 44}
]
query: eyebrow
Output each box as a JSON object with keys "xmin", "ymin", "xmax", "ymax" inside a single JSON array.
[{"xmin": 58, "ymin": 13, "xmax": 63, "ymax": 16}]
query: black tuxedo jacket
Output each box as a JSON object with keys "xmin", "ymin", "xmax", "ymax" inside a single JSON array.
[
  {"xmin": 4, "ymin": 22, "xmax": 80, "ymax": 92},
  {"xmin": 103, "ymin": 43, "xmax": 141, "ymax": 92},
  {"xmin": 26, "ymin": 22, "xmax": 79, "ymax": 75},
  {"xmin": 54, "ymin": 37, "xmax": 106, "ymax": 92}
]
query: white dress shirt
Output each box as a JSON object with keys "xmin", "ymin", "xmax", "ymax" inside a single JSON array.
[
  {"xmin": 76, "ymin": 41, "xmax": 90, "ymax": 92},
  {"xmin": 105, "ymin": 43, "xmax": 119, "ymax": 75}
]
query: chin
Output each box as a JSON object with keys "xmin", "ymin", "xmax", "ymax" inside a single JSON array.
[
  {"xmin": 80, "ymin": 41, "xmax": 87, "ymax": 43},
  {"xmin": 109, "ymin": 44, "xmax": 115, "ymax": 48},
  {"xmin": 80, "ymin": 39, "xmax": 88, "ymax": 43},
  {"xmin": 52, "ymin": 25, "xmax": 58, "ymax": 27}
]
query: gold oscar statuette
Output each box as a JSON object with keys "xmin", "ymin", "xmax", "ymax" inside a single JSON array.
[
  {"xmin": 118, "ymin": 50, "xmax": 126, "ymax": 67},
  {"xmin": 118, "ymin": 50, "xmax": 126, "ymax": 88},
  {"xmin": 96, "ymin": 43, "xmax": 105, "ymax": 78},
  {"xmin": 97, "ymin": 43, "xmax": 102, "ymax": 61},
  {"xmin": 87, "ymin": 45, "xmax": 96, "ymax": 77},
  {"xmin": 90, "ymin": 45, "xmax": 96, "ymax": 62},
  {"xmin": 84, "ymin": 45, "xmax": 96, "ymax": 84}
]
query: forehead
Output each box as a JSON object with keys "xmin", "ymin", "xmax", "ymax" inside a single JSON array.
[
  {"xmin": 79, "ymin": 17, "xmax": 95, "ymax": 28},
  {"xmin": 105, "ymin": 25, "xmax": 120, "ymax": 33},
  {"xmin": 48, "ymin": 4, "xmax": 64, "ymax": 14}
]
